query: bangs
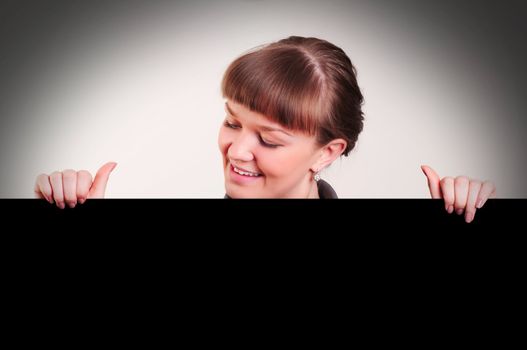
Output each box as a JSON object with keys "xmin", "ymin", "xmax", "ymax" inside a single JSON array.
[{"xmin": 221, "ymin": 45, "xmax": 332, "ymax": 136}]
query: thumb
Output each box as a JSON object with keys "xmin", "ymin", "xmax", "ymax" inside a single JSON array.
[
  {"xmin": 88, "ymin": 161, "xmax": 117, "ymax": 198},
  {"xmin": 421, "ymin": 165, "xmax": 442, "ymax": 199}
]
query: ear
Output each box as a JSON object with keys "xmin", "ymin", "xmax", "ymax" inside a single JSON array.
[{"xmin": 310, "ymin": 139, "xmax": 347, "ymax": 172}]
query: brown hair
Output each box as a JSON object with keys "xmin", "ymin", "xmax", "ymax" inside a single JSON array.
[{"xmin": 221, "ymin": 35, "xmax": 364, "ymax": 156}]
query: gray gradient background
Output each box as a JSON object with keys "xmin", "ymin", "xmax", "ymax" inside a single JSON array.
[{"xmin": 0, "ymin": 0, "xmax": 525, "ymax": 198}]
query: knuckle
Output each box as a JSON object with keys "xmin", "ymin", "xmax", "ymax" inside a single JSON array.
[
  {"xmin": 440, "ymin": 176, "xmax": 453, "ymax": 186},
  {"xmin": 454, "ymin": 176, "xmax": 469, "ymax": 186},
  {"xmin": 484, "ymin": 180, "xmax": 495, "ymax": 189},
  {"xmin": 36, "ymin": 173, "xmax": 48, "ymax": 182},
  {"xmin": 62, "ymin": 169, "xmax": 76, "ymax": 176},
  {"xmin": 62, "ymin": 170, "xmax": 77, "ymax": 182},
  {"xmin": 469, "ymin": 180, "xmax": 482, "ymax": 190},
  {"xmin": 77, "ymin": 170, "xmax": 93, "ymax": 181},
  {"xmin": 49, "ymin": 171, "xmax": 63, "ymax": 182}
]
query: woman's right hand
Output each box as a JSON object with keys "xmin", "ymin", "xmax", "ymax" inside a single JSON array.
[{"xmin": 34, "ymin": 161, "xmax": 117, "ymax": 209}]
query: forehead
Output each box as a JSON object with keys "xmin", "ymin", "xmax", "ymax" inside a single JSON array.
[
  {"xmin": 226, "ymin": 100, "xmax": 264, "ymax": 119},
  {"xmin": 225, "ymin": 100, "xmax": 285, "ymax": 129}
]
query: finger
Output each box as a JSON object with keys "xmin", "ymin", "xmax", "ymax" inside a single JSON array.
[
  {"xmin": 421, "ymin": 165, "xmax": 442, "ymax": 199},
  {"xmin": 49, "ymin": 171, "xmax": 65, "ymax": 209},
  {"xmin": 62, "ymin": 169, "xmax": 78, "ymax": 208},
  {"xmin": 34, "ymin": 174, "xmax": 53, "ymax": 203},
  {"xmin": 476, "ymin": 181, "xmax": 496, "ymax": 209},
  {"xmin": 440, "ymin": 177, "xmax": 455, "ymax": 213},
  {"xmin": 454, "ymin": 176, "xmax": 470, "ymax": 215},
  {"xmin": 76, "ymin": 170, "xmax": 93, "ymax": 204},
  {"xmin": 88, "ymin": 162, "xmax": 117, "ymax": 198},
  {"xmin": 465, "ymin": 180, "xmax": 482, "ymax": 224}
]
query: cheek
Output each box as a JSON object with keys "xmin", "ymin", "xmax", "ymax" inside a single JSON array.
[
  {"xmin": 256, "ymin": 147, "xmax": 311, "ymax": 178},
  {"xmin": 218, "ymin": 128, "xmax": 230, "ymax": 157}
]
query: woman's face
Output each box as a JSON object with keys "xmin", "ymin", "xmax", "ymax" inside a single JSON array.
[{"xmin": 218, "ymin": 99, "xmax": 322, "ymax": 198}]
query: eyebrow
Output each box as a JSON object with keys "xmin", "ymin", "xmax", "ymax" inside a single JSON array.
[{"xmin": 225, "ymin": 102, "xmax": 293, "ymax": 137}]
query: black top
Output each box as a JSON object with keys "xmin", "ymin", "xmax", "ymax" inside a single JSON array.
[
  {"xmin": 224, "ymin": 179, "xmax": 338, "ymax": 199},
  {"xmin": 317, "ymin": 179, "xmax": 338, "ymax": 199}
]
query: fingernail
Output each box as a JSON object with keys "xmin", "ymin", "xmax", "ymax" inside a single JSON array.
[
  {"xmin": 110, "ymin": 162, "xmax": 118, "ymax": 171},
  {"xmin": 465, "ymin": 212, "xmax": 474, "ymax": 223},
  {"xmin": 456, "ymin": 208, "xmax": 464, "ymax": 215},
  {"xmin": 68, "ymin": 201, "xmax": 77, "ymax": 208},
  {"xmin": 79, "ymin": 198, "xmax": 86, "ymax": 205},
  {"xmin": 477, "ymin": 199, "xmax": 486, "ymax": 209},
  {"xmin": 57, "ymin": 202, "xmax": 65, "ymax": 209},
  {"xmin": 47, "ymin": 197, "xmax": 54, "ymax": 204},
  {"xmin": 447, "ymin": 205, "xmax": 454, "ymax": 214}
]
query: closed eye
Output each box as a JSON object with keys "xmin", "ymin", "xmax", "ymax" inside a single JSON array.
[
  {"xmin": 224, "ymin": 119, "xmax": 281, "ymax": 149},
  {"xmin": 258, "ymin": 135, "xmax": 280, "ymax": 148},
  {"xmin": 224, "ymin": 120, "xmax": 240, "ymax": 129}
]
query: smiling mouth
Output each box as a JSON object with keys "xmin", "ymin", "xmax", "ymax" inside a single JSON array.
[{"xmin": 231, "ymin": 164, "xmax": 263, "ymax": 177}]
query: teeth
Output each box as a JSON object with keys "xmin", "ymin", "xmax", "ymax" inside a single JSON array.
[{"xmin": 233, "ymin": 166, "xmax": 261, "ymax": 177}]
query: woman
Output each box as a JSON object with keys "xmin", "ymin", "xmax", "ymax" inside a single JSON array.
[{"xmin": 33, "ymin": 36, "xmax": 495, "ymax": 223}]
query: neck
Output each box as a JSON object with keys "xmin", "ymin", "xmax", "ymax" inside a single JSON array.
[
  {"xmin": 276, "ymin": 173, "xmax": 320, "ymax": 198},
  {"xmin": 307, "ymin": 178, "xmax": 320, "ymax": 199},
  {"xmin": 289, "ymin": 172, "xmax": 319, "ymax": 198}
]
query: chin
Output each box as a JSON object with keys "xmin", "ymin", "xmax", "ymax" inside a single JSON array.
[{"xmin": 225, "ymin": 186, "xmax": 257, "ymax": 199}]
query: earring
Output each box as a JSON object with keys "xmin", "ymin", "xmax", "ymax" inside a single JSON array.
[{"xmin": 313, "ymin": 171, "xmax": 321, "ymax": 182}]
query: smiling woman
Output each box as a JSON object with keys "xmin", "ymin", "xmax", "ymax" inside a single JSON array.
[
  {"xmin": 33, "ymin": 35, "xmax": 496, "ymax": 222},
  {"xmin": 218, "ymin": 36, "xmax": 364, "ymax": 199}
]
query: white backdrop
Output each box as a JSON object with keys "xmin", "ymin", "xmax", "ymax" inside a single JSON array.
[{"xmin": 3, "ymin": 0, "xmax": 525, "ymax": 198}]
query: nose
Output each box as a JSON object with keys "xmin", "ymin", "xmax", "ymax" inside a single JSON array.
[{"xmin": 227, "ymin": 132, "xmax": 255, "ymax": 163}]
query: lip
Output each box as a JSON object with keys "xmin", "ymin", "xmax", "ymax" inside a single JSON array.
[
  {"xmin": 230, "ymin": 163, "xmax": 262, "ymax": 176},
  {"xmin": 228, "ymin": 163, "xmax": 263, "ymax": 184}
]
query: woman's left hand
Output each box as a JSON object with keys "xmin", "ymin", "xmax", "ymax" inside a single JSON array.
[{"xmin": 421, "ymin": 165, "xmax": 496, "ymax": 223}]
